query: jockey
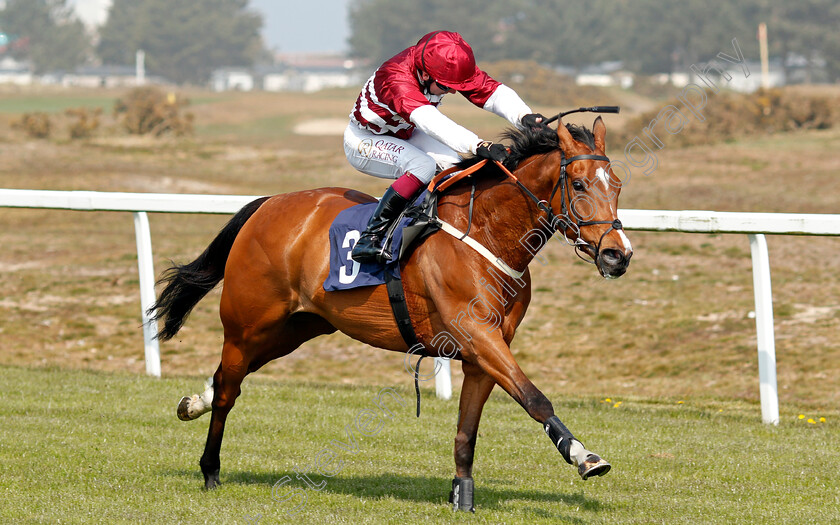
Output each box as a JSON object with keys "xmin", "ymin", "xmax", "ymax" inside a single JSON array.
[{"xmin": 344, "ymin": 30, "xmax": 547, "ymax": 264}]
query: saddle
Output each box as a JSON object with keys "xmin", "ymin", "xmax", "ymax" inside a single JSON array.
[
  {"xmin": 385, "ymin": 161, "xmax": 524, "ymax": 278},
  {"xmin": 386, "ymin": 188, "xmax": 440, "ymax": 261},
  {"xmin": 381, "ymin": 161, "xmax": 519, "ymax": 417}
]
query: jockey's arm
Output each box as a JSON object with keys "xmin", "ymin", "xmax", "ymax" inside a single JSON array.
[
  {"xmin": 408, "ymin": 83, "xmax": 533, "ymax": 155},
  {"xmin": 481, "ymin": 84, "xmax": 533, "ymax": 129},
  {"xmin": 410, "ymin": 104, "xmax": 483, "ymax": 155}
]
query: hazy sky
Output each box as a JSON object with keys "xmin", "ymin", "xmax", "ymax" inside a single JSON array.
[
  {"xmin": 71, "ymin": 0, "xmax": 111, "ymax": 27},
  {"xmin": 250, "ymin": 0, "xmax": 351, "ymax": 53},
  {"xmin": 70, "ymin": 0, "xmax": 351, "ymax": 54}
]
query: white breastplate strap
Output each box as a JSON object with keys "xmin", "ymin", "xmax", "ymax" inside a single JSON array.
[{"xmin": 435, "ymin": 219, "xmax": 525, "ymax": 279}]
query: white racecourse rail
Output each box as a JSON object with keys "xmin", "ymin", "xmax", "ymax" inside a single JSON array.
[{"xmin": 2, "ymin": 189, "xmax": 840, "ymax": 424}]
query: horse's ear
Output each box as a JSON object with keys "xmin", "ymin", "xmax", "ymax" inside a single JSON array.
[
  {"xmin": 593, "ymin": 116, "xmax": 606, "ymax": 153},
  {"xmin": 556, "ymin": 118, "xmax": 577, "ymax": 152}
]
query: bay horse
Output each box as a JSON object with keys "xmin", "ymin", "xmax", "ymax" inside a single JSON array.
[{"xmin": 151, "ymin": 114, "xmax": 632, "ymax": 511}]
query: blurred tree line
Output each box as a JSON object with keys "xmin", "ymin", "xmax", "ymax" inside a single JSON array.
[
  {"xmin": 349, "ymin": 0, "xmax": 840, "ymax": 82},
  {"xmin": 0, "ymin": 0, "xmax": 265, "ymax": 84},
  {"xmin": 2, "ymin": 0, "xmax": 838, "ymax": 84},
  {"xmin": 98, "ymin": 0, "xmax": 265, "ymax": 84},
  {"xmin": 0, "ymin": 0, "xmax": 88, "ymax": 74}
]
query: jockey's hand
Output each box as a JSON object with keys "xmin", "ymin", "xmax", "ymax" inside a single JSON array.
[
  {"xmin": 521, "ymin": 113, "xmax": 549, "ymax": 131},
  {"xmin": 476, "ymin": 141, "xmax": 509, "ymax": 163}
]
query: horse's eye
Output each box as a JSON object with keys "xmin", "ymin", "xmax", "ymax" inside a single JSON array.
[{"xmin": 572, "ymin": 180, "xmax": 585, "ymax": 191}]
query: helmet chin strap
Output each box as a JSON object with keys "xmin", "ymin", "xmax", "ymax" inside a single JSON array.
[
  {"xmin": 418, "ymin": 30, "xmax": 444, "ymax": 95},
  {"xmin": 420, "ymin": 30, "xmax": 443, "ymax": 72},
  {"xmin": 416, "ymin": 71, "xmax": 435, "ymax": 95}
]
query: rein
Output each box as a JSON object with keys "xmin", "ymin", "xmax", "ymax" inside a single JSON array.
[{"xmin": 427, "ymin": 161, "xmax": 486, "ymax": 193}]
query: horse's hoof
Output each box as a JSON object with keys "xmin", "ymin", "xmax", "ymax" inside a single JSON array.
[
  {"xmin": 203, "ymin": 471, "xmax": 221, "ymax": 490},
  {"xmin": 448, "ymin": 476, "xmax": 475, "ymax": 512},
  {"xmin": 177, "ymin": 396, "xmax": 192, "ymax": 421},
  {"xmin": 578, "ymin": 454, "xmax": 611, "ymax": 480}
]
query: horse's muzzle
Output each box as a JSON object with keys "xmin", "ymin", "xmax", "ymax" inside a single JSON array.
[{"xmin": 598, "ymin": 248, "xmax": 632, "ymax": 279}]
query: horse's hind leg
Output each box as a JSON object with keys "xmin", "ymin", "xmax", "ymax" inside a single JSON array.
[
  {"xmin": 449, "ymin": 361, "xmax": 496, "ymax": 512},
  {"xmin": 198, "ymin": 312, "xmax": 336, "ymax": 489},
  {"xmin": 177, "ymin": 376, "xmax": 214, "ymax": 421},
  {"xmin": 177, "ymin": 313, "xmax": 331, "ymax": 422},
  {"xmin": 199, "ymin": 338, "xmax": 249, "ymax": 489}
]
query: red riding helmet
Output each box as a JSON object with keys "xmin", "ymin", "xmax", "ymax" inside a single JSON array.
[{"xmin": 414, "ymin": 31, "xmax": 481, "ymax": 91}]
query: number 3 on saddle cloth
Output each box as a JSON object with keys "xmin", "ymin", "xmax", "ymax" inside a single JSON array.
[{"xmin": 323, "ymin": 191, "xmax": 439, "ymax": 292}]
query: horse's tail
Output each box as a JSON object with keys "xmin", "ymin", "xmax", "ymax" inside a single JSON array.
[{"xmin": 150, "ymin": 196, "xmax": 271, "ymax": 341}]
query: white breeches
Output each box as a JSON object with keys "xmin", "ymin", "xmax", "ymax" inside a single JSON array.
[{"xmin": 343, "ymin": 123, "xmax": 462, "ymax": 183}]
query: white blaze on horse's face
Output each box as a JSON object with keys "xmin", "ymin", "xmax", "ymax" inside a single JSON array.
[
  {"xmin": 617, "ymin": 229, "xmax": 633, "ymax": 253},
  {"xmin": 605, "ymin": 166, "xmax": 633, "ymax": 254},
  {"xmin": 569, "ymin": 160, "xmax": 632, "ymax": 279},
  {"xmin": 599, "ymin": 163, "xmax": 633, "ymax": 278},
  {"xmin": 595, "ymin": 167, "xmax": 609, "ymax": 187},
  {"xmin": 554, "ymin": 118, "xmax": 632, "ymax": 278},
  {"xmin": 596, "ymin": 166, "xmax": 633, "ymax": 253}
]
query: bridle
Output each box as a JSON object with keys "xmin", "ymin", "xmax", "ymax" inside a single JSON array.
[
  {"xmin": 427, "ymin": 106, "xmax": 625, "ymax": 272},
  {"xmin": 496, "ymin": 106, "xmax": 625, "ymax": 272}
]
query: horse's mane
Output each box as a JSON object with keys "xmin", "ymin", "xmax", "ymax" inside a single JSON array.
[{"xmin": 455, "ymin": 123, "xmax": 595, "ymax": 176}]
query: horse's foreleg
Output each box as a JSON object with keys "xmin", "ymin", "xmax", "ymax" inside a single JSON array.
[
  {"xmin": 449, "ymin": 361, "xmax": 496, "ymax": 512},
  {"xmin": 472, "ymin": 339, "xmax": 611, "ymax": 480}
]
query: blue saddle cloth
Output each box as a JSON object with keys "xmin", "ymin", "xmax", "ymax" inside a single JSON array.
[{"xmin": 323, "ymin": 202, "xmax": 411, "ymax": 291}]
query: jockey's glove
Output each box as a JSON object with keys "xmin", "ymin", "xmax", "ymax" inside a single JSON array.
[
  {"xmin": 521, "ymin": 113, "xmax": 549, "ymax": 131},
  {"xmin": 476, "ymin": 141, "xmax": 509, "ymax": 163}
]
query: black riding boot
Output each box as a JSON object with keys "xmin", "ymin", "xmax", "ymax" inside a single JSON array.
[{"xmin": 351, "ymin": 187, "xmax": 411, "ymax": 264}]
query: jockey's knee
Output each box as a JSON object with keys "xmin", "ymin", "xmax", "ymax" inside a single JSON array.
[
  {"xmin": 429, "ymin": 151, "xmax": 461, "ymax": 173},
  {"xmin": 402, "ymin": 154, "xmax": 437, "ymax": 183}
]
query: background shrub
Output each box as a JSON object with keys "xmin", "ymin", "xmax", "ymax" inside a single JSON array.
[
  {"xmin": 66, "ymin": 107, "xmax": 102, "ymax": 139},
  {"xmin": 13, "ymin": 112, "xmax": 52, "ymax": 139},
  {"xmin": 616, "ymin": 88, "xmax": 839, "ymax": 147},
  {"xmin": 113, "ymin": 86, "xmax": 194, "ymax": 136}
]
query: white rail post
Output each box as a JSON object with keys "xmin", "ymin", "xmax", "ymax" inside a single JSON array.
[
  {"xmin": 748, "ymin": 234, "xmax": 779, "ymax": 425},
  {"xmin": 133, "ymin": 212, "xmax": 161, "ymax": 377},
  {"xmin": 434, "ymin": 357, "xmax": 452, "ymax": 400}
]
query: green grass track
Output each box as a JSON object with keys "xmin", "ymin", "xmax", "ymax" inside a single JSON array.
[{"xmin": 1, "ymin": 366, "xmax": 837, "ymax": 524}]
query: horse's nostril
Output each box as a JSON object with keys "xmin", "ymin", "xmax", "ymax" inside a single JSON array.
[{"xmin": 601, "ymin": 249, "xmax": 625, "ymax": 265}]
